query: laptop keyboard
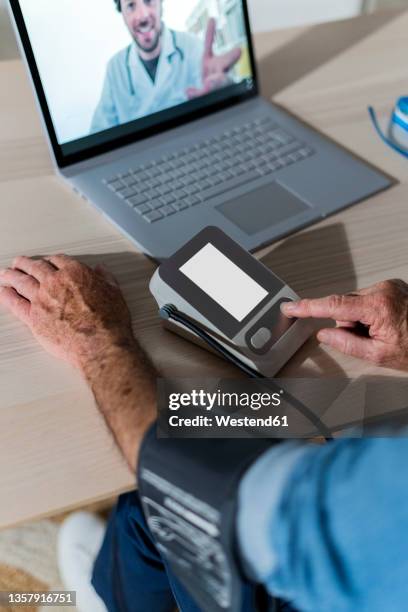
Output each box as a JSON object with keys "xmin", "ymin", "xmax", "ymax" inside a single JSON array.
[{"xmin": 103, "ymin": 117, "xmax": 315, "ymax": 224}]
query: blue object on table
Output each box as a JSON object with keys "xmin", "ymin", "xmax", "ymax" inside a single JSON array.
[{"xmin": 369, "ymin": 97, "xmax": 408, "ymax": 158}]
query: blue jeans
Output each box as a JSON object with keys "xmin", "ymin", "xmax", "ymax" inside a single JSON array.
[{"xmin": 91, "ymin": 492, "xmax": 277, "ymax": 612}]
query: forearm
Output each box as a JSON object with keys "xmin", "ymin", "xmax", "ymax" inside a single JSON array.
[
  {"xmin": 0, "ymin": 254, "xmax": 157, "ymax": 469},
  {"xmin": 81, "ymin": 338, "xmax": 157, "ymax": 471}
]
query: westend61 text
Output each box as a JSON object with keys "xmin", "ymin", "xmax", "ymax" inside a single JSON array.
[{"xmin": 168, "ymin": 415, "xmax": 289, "ymax": 428}]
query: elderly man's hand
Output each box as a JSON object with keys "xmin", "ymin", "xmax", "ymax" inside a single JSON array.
[
  {"xmin": 0, "ymin": 255, "xmax": 134, "ymax": 370},
  {"xmin": 281, "ymin": 280, "xmax": 408, "ymax": 371}
]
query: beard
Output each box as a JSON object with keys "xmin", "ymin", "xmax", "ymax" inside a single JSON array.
[{"xmin": 133, "ymin": 23, "xmax": 162, "ymax": 54}]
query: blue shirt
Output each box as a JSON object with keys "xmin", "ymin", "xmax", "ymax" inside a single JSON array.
[
  {"xmin": 91, "ymin": 26, "xmax": 203, "ymax": 133},
  {"xmin": 238, "ymin": 436, "xmax": 408, "ymax": 611}
]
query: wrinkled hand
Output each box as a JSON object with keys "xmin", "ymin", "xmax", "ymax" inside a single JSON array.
[
  {"xmin": 0, "ymin": 255, "xmax": 134, "ymax": 370},
  {"xmin": 186, "ymin": 18, "xmax": 242, "ymax": 99},
  {"xmin": 281, "ymin": 280, "xmax": 408, "ymax": 371}
]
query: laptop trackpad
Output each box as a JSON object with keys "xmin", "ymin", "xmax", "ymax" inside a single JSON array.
[{"xmin": 216, "ymin": 181, "xmax": 310, "ymax": 236}]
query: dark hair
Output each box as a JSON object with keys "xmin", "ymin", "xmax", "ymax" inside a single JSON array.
[{"xmin": 115, "ymin": 0, "xmax": 162, "ymax": 12}]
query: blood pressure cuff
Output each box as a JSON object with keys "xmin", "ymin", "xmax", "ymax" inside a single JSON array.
[{"xmin": 138, "ymin": 424, "xmax": 277, "ymax": 612}]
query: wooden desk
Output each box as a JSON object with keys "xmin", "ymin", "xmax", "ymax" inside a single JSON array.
[{"xmin": 1, "ymin": 10, "xmax": 407, "ymax": 528}]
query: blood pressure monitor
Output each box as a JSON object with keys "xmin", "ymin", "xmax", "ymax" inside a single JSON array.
[{"xmin": 150, "ymin": 227, "xmax": 313, "ymax": 376}]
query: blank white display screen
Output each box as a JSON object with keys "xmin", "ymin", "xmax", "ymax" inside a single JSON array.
[{"xmin": 180, "ymin": 243, "xmax": 269, "ymax": 322}]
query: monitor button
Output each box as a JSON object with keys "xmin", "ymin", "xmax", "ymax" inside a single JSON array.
[{"xmin": 250, "ymin": 327, "xmax": 272, "ymax": 350}]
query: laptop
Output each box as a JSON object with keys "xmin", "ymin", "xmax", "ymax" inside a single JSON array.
[{"xmin": 9, "ymin": 0, "xmax": 391, "ymax": 261}]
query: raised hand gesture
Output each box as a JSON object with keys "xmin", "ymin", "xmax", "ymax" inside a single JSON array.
[{"xmin": 186, "ymin": 18, "xmax": 242, "ymax": 99}]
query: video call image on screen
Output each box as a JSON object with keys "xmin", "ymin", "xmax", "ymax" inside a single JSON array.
[{"xmin": 19, "ymin": 0, "xmax": 253, "ymax": 146}]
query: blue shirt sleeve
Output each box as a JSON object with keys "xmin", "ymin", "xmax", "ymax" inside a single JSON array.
[{"xmin": 238, "ymin": 436, "xmax": 408, "ymax": 612}]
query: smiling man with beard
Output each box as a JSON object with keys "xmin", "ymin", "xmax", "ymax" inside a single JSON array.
[{"xmin": 91, "ymin": 0, "xmax": 242, "ymax": 133}]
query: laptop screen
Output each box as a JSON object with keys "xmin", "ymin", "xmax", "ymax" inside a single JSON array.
[{"xmin": 13, "ymin": 0, "xmax": 257, "ymax": 166}]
